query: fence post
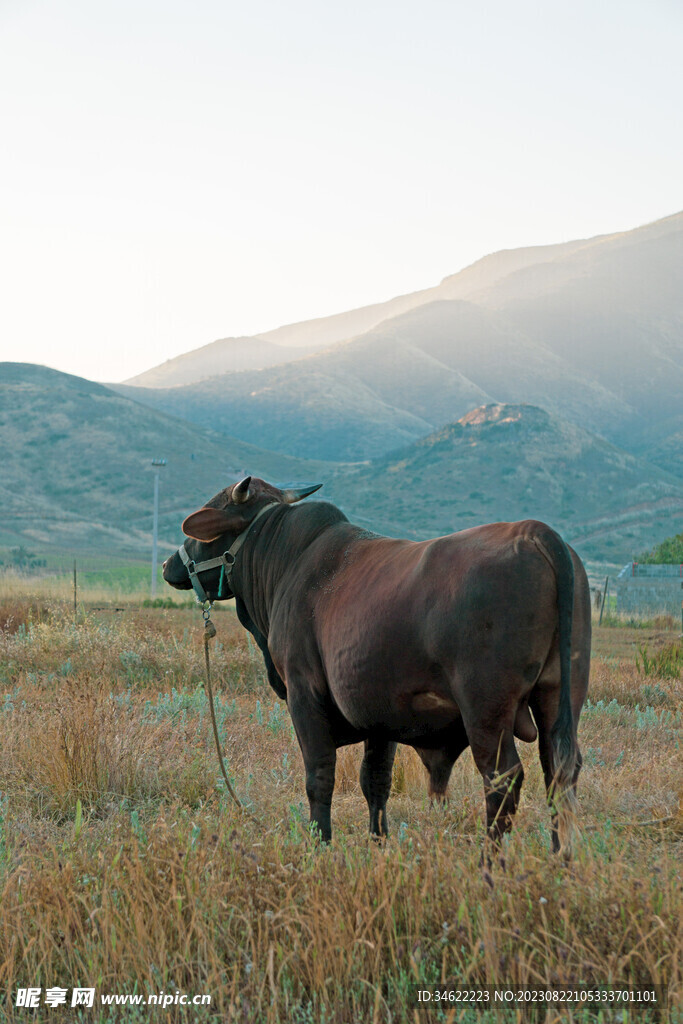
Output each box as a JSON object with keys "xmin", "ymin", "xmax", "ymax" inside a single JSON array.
[
  {"xmin": 599, "ymin": 576, "xmax": 609, "ymax": 625},
  {"xmin": 73, "ymin": 560, "xmax": 78, "ymax": 621}
]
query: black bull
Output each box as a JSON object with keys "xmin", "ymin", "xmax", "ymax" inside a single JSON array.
[{"xmin": 163, "ymin": 476, "xmax": 590, "ymax": 855}]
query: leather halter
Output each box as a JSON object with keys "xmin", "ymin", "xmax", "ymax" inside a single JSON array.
[{"xmin": 178, "ymin": 501, "xmax": 279, "ymax": 604}]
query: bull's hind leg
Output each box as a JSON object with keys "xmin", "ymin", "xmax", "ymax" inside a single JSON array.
[
  {"xmin": 463, "ymin": 717, "xmax": 524, "ymax": 853},
  {"xmin": 530, "ymin": 688, "xmax": 582, "ymax": 857},
  {"xmin": 359, "ymin": 737, "xmax": 397, "ymax": 838}
]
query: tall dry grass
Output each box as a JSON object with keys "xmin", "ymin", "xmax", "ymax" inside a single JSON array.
[{"xmin": 0, "ymin": 596, "xmax": 680, "ymax": 1022}]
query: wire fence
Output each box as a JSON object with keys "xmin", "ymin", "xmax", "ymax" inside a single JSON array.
[{"xmin": 0, "ymin": 556, "xmax": 176, "ymax": 604}]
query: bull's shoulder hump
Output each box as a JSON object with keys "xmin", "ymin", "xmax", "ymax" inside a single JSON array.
[
  {"xmin": 275, "ymin": 503, "xmax": 367, "ymax": 568},
  {"xmin": 287, "ymin": 500, "xmax": 349, "ymax": 530}
]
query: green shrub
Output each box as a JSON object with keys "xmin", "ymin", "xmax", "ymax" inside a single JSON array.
[{"xmin": 638, "ymin": 532, "xmax": 683, "ymax": 564}]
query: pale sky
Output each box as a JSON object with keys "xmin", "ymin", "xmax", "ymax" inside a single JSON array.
[{"xmin": 1, "ymin": 0, "xmax": 681, "ymax": 383}]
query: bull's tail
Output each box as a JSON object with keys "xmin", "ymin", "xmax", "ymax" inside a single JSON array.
[{"xmin": 532, "ymin": 525, "xmax": 579, "ymax": 857}]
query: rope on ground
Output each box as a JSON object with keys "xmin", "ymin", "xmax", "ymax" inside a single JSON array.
[{"xmin": 203, "ymin": 616, "xmax": 259, "ymax": 825}]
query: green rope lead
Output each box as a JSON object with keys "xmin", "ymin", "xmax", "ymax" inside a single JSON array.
[
  {"xmin": 203, "ymin": 615, "xmax": 259, "ymax": 824},
  {"xmin": 218, "ymin": 564, "xmax": 226, "ymax": 599}
]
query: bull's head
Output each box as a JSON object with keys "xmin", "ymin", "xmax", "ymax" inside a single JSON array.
[{"xmin": 162, "ymin": 476, "xmax": 322, "ymax": 600}]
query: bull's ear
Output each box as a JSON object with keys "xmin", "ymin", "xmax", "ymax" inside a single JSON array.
[
  {"xmin": 182, "ymin": 507, "xmax": 232, "ymax": 541},
  {"xmin": 282, "ymin": 483, "xmax": 323, "ymax": 504}
]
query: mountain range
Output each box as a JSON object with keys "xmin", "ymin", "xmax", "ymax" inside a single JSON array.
[
  {"xmin": 2, "ymin": 365, "xmax": 681, "ymax": 567},
  {"xmin": 123, "ymin": 234, "xmax": 597, "ymax": 386}
]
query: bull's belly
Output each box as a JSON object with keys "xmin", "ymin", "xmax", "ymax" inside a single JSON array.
[
  {"xmin": 327, "ymin": 665, "xmax": 462, "ymax": 740},
  {"xmin": 382, "ymin": 706, "xmax": 464, "ymax": 746},
  {"xmin": 325, "ymin": 664, "xmax": 538, "ymax": 746}
]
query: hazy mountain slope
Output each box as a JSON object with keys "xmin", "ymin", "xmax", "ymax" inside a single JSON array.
[
  {"xmin": 124, "ymin": 337, "xmax": 321, "ymax": 388},
  {"xmin": 124, "ymin": 236, "xmax": 593, "ymax": 389},
  {"xmin": 0, "ymin": 363, "xmax": 333, "ymax": 555},
  {"xmin": 113, "ymin": 297, "xmax": 626, "ymax": 461},
  {"xmin": 328, "ymin": 404, "xmax": 683, "ymax": 561},
  {"xmin": 474, "ymin": 213, "xmax": 683, "ymax": 440},
  {"xmin": 117, "ymin": 212, "xmax": 683, "ymax": 464},
  {"xmin": 114, "ymin": 322, "xmax": 501, "ymax": 461},
  {"xmin": 636, "ymin": 415, "xmax": 683, "ymax": 479},
  {"xmin": 469, "ymin": 212, "xmax": 682, "ymax": 310},
  {"xmin": 434, "ymin": 237, "xmax": 594, "ymax": 301},
  {"xmin": 353, "ymin": 300, "xmax": 629, "ymax": 435},
  {"xmin": 253, "ymin": 238, "xmax": 589, "ymax": 349},
  {"xmin": 117, "ymin": 364, "xmax": 440, "ymax": 463}
]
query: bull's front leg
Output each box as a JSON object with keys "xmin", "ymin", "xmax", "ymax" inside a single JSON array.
[
  {"xmin": 359, "ymin": 736, "xmax": 397, "ymax": 838},
  {"xmin": 288, "ymin": 695, "xmax": 337, "ymax": 842}
]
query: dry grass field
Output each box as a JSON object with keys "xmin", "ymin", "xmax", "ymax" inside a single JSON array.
[{"xmin": 0, "ymin": 589, "xmax": 680, "ymax": 1023}]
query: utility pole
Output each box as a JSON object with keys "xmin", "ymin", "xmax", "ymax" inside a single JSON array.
[{"xmin": 151, "ymin": 459, "xmax": 167, "ymax": 598}]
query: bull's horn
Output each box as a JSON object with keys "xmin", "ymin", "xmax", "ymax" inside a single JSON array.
[
  {"xmin": 232, "ymin": 476, "xmax": 252, "ymax": 503},
  {"xmin": 282, "ymin": 482, "xmax": 323, "ymax": 504}
]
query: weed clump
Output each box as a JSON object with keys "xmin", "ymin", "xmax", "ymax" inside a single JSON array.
[
  {"xmin": 636, "ymin": 641, "xmax": 682, "ymax": 680},
  {"xmin": 0, "ymin": 596, "xmax": 52, "ymax": 634}
]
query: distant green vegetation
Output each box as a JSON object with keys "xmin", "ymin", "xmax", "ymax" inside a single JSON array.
[
  {"xmin": 142, "ymin": 596, "xmax": 204, "ymax": 609},
  {"xmin": 71, "ymin": 564, "xmax": 158, "ymax": 593},
  {"xmin": 638, "ymin": 532, "xmax": 683, "ymax": 564},
  {"xmin": 0, "ymin": 546, "xmax": 46, "ymax": 570}
]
